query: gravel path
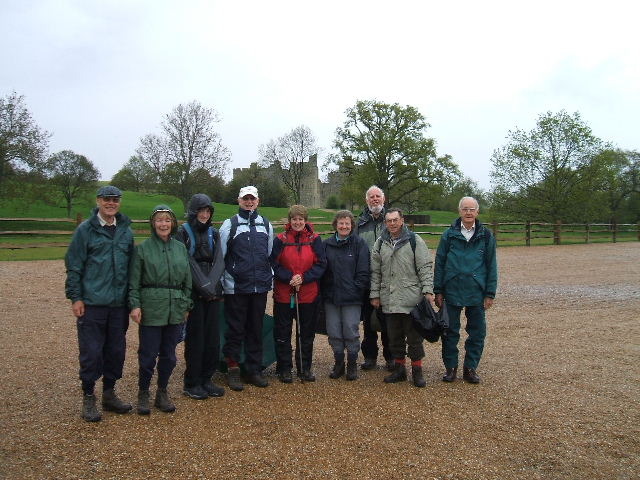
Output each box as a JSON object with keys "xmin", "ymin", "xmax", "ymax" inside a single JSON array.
[{"xmin": 0, "ymin": 243, "xmax": 638, "ymax": 479}]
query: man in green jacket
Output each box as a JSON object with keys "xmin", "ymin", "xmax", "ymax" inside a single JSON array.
[
  {"xmin": 65, "ymin": 186, "xmax": 134, "ymax": 422},
  {"xmin": 370, "ymin": 208, "xmax": 434, "ymax": 387},
  {"xmin": 434, "ymin": 197, "xmax": 498, "ymax": 384}
]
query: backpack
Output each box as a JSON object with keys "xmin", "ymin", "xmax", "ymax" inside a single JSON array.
[
  {"xmin": 181, "ymin": 222, "xmax": 215, "ymax": 257},
  {"xmin": 226, "ymin": 214, "xmax": 272, "ymax": 252}
]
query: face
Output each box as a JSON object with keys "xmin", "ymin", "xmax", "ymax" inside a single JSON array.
[
  {"xmin": 196, "ymin": 207, "xmax": 211, "ymax": 224},
  {"xmin": 97, "ymin": 196, "xmax": 121, "ymax": 219},
  {"xmin": 385, "ymin": 211, "xmax": 404, "ymax": 236},
  {"xmin": 290, "ymin": 215, "xmax": 306, "ymax": 232},
  {"xmin": 153, "ymin": 213, "xmax": 173, "ymax": 239},
  {"xmin": 238, "ymin": 195, "xmax": 259, "ymax": 211},
  {"xmin": 336, "ymin": 217, "xmax": 352, "ymax": 237},
  {"xmin": 366, "ymin": 188, "xmax": 385, "ymax": 212},
  {"xmin": 459, "ymin": 199, "xmax": 479, "ymax": 226}
]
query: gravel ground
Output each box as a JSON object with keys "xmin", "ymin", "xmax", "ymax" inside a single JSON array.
[{"xmin": 0, "ymin": 243, "xmax": 639, "ymax": 480}]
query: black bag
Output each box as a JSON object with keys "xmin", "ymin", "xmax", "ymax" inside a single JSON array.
[{"xmin": 410, "ymin": 297, "xmax": 449, "ymax": 343}]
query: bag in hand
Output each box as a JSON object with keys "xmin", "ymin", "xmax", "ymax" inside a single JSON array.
[{"xmin": 410, "ymin": 297, "xmax": 449, "ymax": 343}]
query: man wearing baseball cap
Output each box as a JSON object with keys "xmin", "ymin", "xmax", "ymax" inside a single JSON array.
[
  {"xmin": 219, "ymin": 185, "xmax": 274, "ymax": 390},
  {"xmin": 65, "ymin": 185, "xmax": 135, "ymax": 421}
]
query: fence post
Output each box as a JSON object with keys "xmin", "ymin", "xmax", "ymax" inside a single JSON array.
[
  {"xmin": 75, "ymin": 213, "xmax": 82, "ymax": 225},
  {"xmin": 585, "ymin": 223, "xmax": 590, "ymax": 243},
  {"xmin": 612, "ymin": 221, "xmax": 617, "ymax": 243},
  {"xmin": 525, "ymin": 221, "xmax": 531, "ymax": 246},
  {"xmin": 491, "ymin": 221, "xmax": 498, "ymax": 243},
  {"xmin": 553, "ymin": 220, "xmax": 561, "ymax": 245},
  {"xmin": 638, "ymin": 222, "xmax": 640, "ymax": 242}
]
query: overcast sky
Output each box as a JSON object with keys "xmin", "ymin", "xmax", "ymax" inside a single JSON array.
[{"xmin": 2, "ymin": 0, "xmax": 638, "ymax": 190}]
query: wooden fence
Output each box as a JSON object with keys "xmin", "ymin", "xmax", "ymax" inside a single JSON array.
[{"xmin": 1, "ymin": 217, "xmax": 639, "ymax": 249}]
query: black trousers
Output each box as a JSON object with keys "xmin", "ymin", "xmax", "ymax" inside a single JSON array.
[
  {"xmin": 184, "ymin": 299, "xmax": 221, "ymax": 388},
  {"xmin": 273, "ymin": 299, "xmax": 317, "ymax": 373},
  {"xmin": 77, "ymin": 305, "xmax": 128, "ymax": 391},
  {"xmin": 360, "ymin": 298, "xmax": 392, "ymax": 362},
  {"xmin": 138, "ymin": 323, "xmax": 183, "ymax": 390},
  {"xmin": 222, "ymin": 293, "xmax": 267, "ymax": 374}
]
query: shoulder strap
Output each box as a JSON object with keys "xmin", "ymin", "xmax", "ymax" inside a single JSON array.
[
  {"xmin": 207, "ymin": 226, "xmax": 214, "ymax": 252},
  {"xmin": 227, "ymin": 215, "xmax": 239, "ymax": 252},
  {"xmin": 182, "ymin": 223, "xmax": 196, "ymax": 256}
]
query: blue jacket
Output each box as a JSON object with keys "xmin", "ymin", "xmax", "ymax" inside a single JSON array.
[
  {"xmin": 434, "ymin": 218, "xmax": 498, "ymax": 306},
  {"xmin": 321, "ymin": 234, "xmax": 370, "ymax": 306},
  {"xmin": 65, "ymin": 208, "xmax": 134, "ymax": 307},
  {"xmin": 219, "ymin": 208, "xmax": 274, "ymax": 295}
]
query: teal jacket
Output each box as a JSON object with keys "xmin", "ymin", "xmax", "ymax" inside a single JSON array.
[
  {"xmin": 129, "ymin": 208, "xmax": 193, "ymax": 326},
  {"xmin": 65, "ymin": 208, "xmax": 134, "ymax": 307},
  {"xmin": 434, "ymin": 218, "xmax": 498, "ymax": 307}
]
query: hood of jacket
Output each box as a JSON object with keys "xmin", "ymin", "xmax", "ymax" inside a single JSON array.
[{"xmin": 187, "ymin": 194, "xmax": 214, "ymax": 229}]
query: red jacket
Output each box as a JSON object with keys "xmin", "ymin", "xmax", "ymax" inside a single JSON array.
[{"xmin": 270, "ymin": 223, "xmax": 327, "ymax": 304}]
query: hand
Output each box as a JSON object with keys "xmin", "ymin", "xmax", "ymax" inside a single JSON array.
[
  {"xmin": 370, "ymin": 298, "xmax": 380, "ymax": 309},
  {"xmin": 289, "ymin": 274, "xmax": 303, "ymax": 288},
  {"xmin": 435, "ymin": 294, "xmax": 444, "ymax": 309},
  {"xmin": 425, "ymin": 293, "xmax": 435, "ymax": 308},
  {"xmin": 484, "ymin": 297, "xmax": 494, "ymax": 310},
  {"xmin": 130, "ymin": 308, "xmax": 142, "ymax": 324},
  {"xmin": 71, "ymin": 300, "xmax": 85, "ymax": 318},
  {"xmin": 183, "ymin": 312, "xmax": 189, "ymax": 321}
]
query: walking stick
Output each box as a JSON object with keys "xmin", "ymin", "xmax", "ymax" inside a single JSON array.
[{"xmin": 294, "ymin": 288, "xmax": 304, "ymax": 383}]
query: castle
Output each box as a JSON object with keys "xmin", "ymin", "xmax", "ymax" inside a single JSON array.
[{"xmin": 232, "ymin": 154, "xmax": 343, "ymax": 208}]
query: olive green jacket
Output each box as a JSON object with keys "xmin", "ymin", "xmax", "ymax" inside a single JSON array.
[
  {"xmin": 128, "ymin": 234, "xmax": 193, "ymax": 326},
  {"xmin": 370, "ymin": 226, "xmax": 434, "ymax": 314}
]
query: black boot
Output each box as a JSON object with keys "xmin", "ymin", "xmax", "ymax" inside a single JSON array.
[
  {"xmin": 329, "ymin": 353, "xmax": 345, "ymax": 379},
  {"xmin": 346, "ymin": 354, "xmax": 358, "ymax": 381},
  {"xmin": 463, "ymin": 367, "xmax": 481, "ymax": 384},
  {"xmin": 81, "ymin": 394, "xmax": 101, "ymax": 422},
  {"xmin": 202, "ymin": 379, "xmax": 225, "ymax": 397},
  {"xmin": 442, "ymin": 367, "xmax": 457, "ymax": 382},
  {"xmin": 137, "ymin": 390, "xmax": 151, "ymax": 415},
  {"xmin": 102, "ymin": 388, "xmax": 132, "ymax": 413},
  {"xmin": 154, "ymin": 387, "xmax": 176, "ymax": 413},
  {"xmin": 361, "ymin": 358, "xmax": 377, "ymax": 370},
  {"xmin": 412, "ymin": 366, "xmax": 426, "ymax": 388},
  {"xmin": 384, "ymin": 362, "xmax": 407, "ymax": 383},
  {"xmin": 227, "ymin": 367, "xmax": 244, "ymax": 391}
]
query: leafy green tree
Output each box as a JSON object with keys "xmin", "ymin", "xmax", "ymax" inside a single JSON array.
[
  {"xmin": 590, "ymin": 149, "xmax": 640, "ymax": 223},
  {"xmin": 136, "ymin": 101, "xmax": 231, "ymax": 206},
  {"xmin": 224, "ymin": 163, "xmax": 287, "ymax": 207},
  {"xmin": 46, "ymin": 150, "xmax": 100, "ymax": 217},
  {"xmin": 259, "ymin": 125, "xmax": 318, "ymax": 204},
  {"xmin": 0, "ymin": 92, "xmax": 50, "ymax": 194},
  {"xmin": 490, "ymin": 110, "xmax": 605, "ymax": 221},
  {"xmin": 111, "ymin": 155, "xmax": 156, "ymax": 192},
  {"xmin": 331, "ymin": 100, "xmax": 459, "ymax": 207}
]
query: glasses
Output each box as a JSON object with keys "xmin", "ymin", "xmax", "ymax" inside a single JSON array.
[
  {"xmin": 101, "ymin": 197, "xmax": 120, "ymax": 203},
  {"xmin": 460, "ymin": 208, "xmax": 477, "ymax": 213},
  {"xmin": 385, "ymin": 218, "xmax": 402, "ymax": 224}
]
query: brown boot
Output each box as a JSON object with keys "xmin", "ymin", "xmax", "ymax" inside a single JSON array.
[
  {"xmin": 102, "ymin": 388, "xmax": 132, "ymax": 414},
  {"xmin": 154, "ymin": 387, "xmax": 176, "ymax": 413},
  {"xmin": 81, "ymin": 394, "xmax": 101, "ymax": 422}
]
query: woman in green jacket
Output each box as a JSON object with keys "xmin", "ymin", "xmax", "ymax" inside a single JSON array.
[{"xmin": 129, "ymin": 205, "xmax": 193, "ymax": 415}]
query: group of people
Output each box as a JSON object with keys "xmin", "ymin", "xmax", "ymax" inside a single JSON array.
[{"xmin": 65, "ymin": 184, "xmax": 497, "ymax": 422}]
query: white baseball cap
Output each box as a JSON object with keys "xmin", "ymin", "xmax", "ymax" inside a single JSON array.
[{"xmin": 238, "ymin": 185, "xmax": 259, "ymax": 198}]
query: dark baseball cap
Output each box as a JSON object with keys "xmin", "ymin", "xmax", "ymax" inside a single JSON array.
[{"xmin": 97, "ymin": 185, "xmax": 122, "ymax": 198}]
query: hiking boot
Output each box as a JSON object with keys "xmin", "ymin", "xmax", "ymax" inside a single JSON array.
[
  {"xmin": 361, "ymin": 358, "xmax": 377, "ymax": 370},
  {"xmin": 298, "ymin": 370, "xmax": 316, "ymax": 382},
  {"xmin": 412, "ymin": 366, "xmax": 426, "ymax": 388},
  {"xmin": 137, "ymin": 390, "xmax": 151, "ymax": 415},
  {"xmin": 346, "ymin": 360, "xmax": 358, "ymax": 381},
  {"xmin": 463, "ymin": 367, "xmax": 481, "ymax": 384},
  {"xmin": 202, "ymin": 379, "xmax": 225, "ymax": 397},
  {"xmin": 183, "ymin": 385, "xmax": 208, "ymax": 400},
  {"xmin": 329, "ymin": 361, "xmax": 345, "ymax": 379},
  {"xmin": 245, "ymin": 372, "xmax": 269, "ymax": 388},
  {"xmin": 154, "ymin": 387, "xmax": 176, "ymax": 413},
  {"xmin": 442, "ymin": 367, "xmax": 458, "ymax": 382},
  {"xmin": 81, "ymin": 394, "xmax": 101, "ymax": 422},
  {"xmin": 227, "ymin": 367, "xmax": 244, "ymax": 391},
  {"xmin": 384, "ymin": 363, "xmax": 407, "ymax": 383},
  {"xmin": 278, "ymin": 370, "xmax": 293, "ymax": 384},
  {"xmin": 385, "ymin": 359, "xmax": 395, "ymax": 372},
  {"xmin": 102, "ymin": 388, "xmax": 132, "ymax": 414}
]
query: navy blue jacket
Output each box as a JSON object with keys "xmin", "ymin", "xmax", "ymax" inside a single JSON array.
[{"xmin": 321, "ymin": 234, "xmax": 370, "ymax": 306}]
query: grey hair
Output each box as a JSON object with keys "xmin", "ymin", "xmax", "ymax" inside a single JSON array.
[
  {"xmin": 365, "ymin": 185, "xmax": 385, "ymax": 199},
  {"xmin": 458, "ymin": 196, "xmax": 480, "ymax": 210}
]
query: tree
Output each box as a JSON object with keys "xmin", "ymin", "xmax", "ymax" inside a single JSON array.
[
  {"xmin": 136, "ymin": 101, "xmax": 231, "ymax": 206},
  {"xmin": 111, "ymin": 155, "xmax": 156, "ymax": 192},
  {"xmin": 0, "ymin": 91, "xmax": 50, "ymax": 193},
  {"xmin": 331, "ymin": 100, "xmax": 459, "ymax": 206},
  {"xmin": 590, "ymin": 149, "xmax": 640, "ymax": 223},
  {"xmin": 490, "ymin": 110, "xmax": 604, "ymax": 221},
  {"xmin": 259, "ymin": 125, "xmax": 318, "ymax": 204},
  {"xmin": 224, "ymin": 162, "xmax": 287, "ymax": 207},
  {"xmin": 46, "ymin": 150, "xmax": 100, "ymax": 217}
]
